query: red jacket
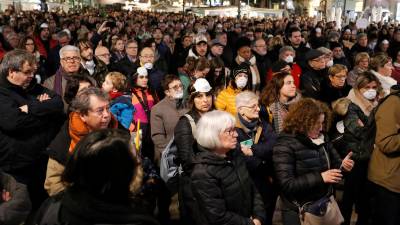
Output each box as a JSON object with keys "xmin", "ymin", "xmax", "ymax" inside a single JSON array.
[
  {"xmin": 392, "ymin": 63, "xmax": 400, "ymax": 83},
  {"xmin": 34, "ymin": 36, "xmax": 57, "ymax": 58},
  {"xmin": 266, "ymin": 63, "xmax": 302, "ymax": 88}
]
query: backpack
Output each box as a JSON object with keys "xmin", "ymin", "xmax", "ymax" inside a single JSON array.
[
  {"xmin": 160, "ymin": 114, "xmax": 196, "ymax": 193},
  {"xmin": 356, "ymin": 91, "xmax": 400, "ymax": 161}
]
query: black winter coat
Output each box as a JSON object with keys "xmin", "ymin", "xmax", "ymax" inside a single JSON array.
[
  {"xmin": 109, "ymin": 56, "xmax": 140, "ymax": 79},
  {"xmin": 236, "ymin": 118, "xmax": 277, "ymax": 176},
  {"xmin": 0, "ymin": 76, "xmax": 64, "ymax": 177},
  {"xmin": 174, "ymin": 110, "xmax": 201, "ymax": 173},
  {"xmin": 343, "ymin": 103, "xmax": 370, "ymax": 161},
  {"xmin": 319, "ymin": 78, "xmax": 351, "ymax": 105},
  {"xmin": 191, "ymin": 146, "xmax": 266, "ymax": 225},
  {"xmin": 300, "ymin": 66, "xmax": 325, "ymax": 100},
  {"xmin": 273, "ymin": 133, "xmax": 342, "ymax": 205}
]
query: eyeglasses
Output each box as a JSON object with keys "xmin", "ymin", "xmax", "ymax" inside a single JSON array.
[
  {"xmin": 241, "ymin": 104, "xmax": 260, "ymax": 110},
  {"xmin": 61, "ymin": 56, "xmax": 81, "ymax": 63},
  {"xmin": 169, "ymin": 83, "xmax": 183, "ymax": 91},
  {"xmin": 89, "ymin": 106, "xmax": 110, "ymax": 116},
  {"xmin": 223, "ymin": 127, "xmax": 237, "ymax": 136}
]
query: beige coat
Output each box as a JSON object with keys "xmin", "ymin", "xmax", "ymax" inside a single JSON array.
[{"xmin": 368, "ymin": 93, "xmax": 400, "ymax": 193}]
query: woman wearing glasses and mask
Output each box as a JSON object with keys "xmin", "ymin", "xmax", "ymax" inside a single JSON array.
[
  {"xmin": 191, "ymin": 110, "xmax": 265, "ymax": 225},
  {"xmin": 235, "ymin": 91, "xmax": 277, "ymax": 225},
  {"xmin": 174, "ymin": 78, "xmax": 214, "ymax": 225}
]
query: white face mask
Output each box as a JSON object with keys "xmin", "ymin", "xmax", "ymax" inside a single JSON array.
[
  {"xmin": 362, "ymin": 89, "xmax": 377, "ymax": 100},
  {"xmin": 284, "ymin": 55, "xmax": 294, "ymax": 63},
  {"xmin": 144, "ymin": 62, "xmax": 153, "ymax": 70},
  {"xmin": 326, "ymin": 60, "xmax": 334, "ymax": 67},
  {"xmin": 235, "ymin": 77, "xmax": 248, "ymax": 89},
  {"xmin": 174, "ymin": 90, "xmax": 184, "ymax": 99}
]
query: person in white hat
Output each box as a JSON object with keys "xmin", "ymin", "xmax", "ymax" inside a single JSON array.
[
  {"xmin": 34, "ymin": 23, "xmax": 57, "ymax": 58},
  {"xmin": 174, "ymin": 78, "xmax": 213, "ymax": 225},
  {"xmin": 188, "ymin": 34, "xmax": 208, "ymax": 59}
]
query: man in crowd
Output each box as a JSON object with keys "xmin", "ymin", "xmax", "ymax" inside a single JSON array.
[
  {"xmin": 287, "ymin": 27, "xmax": 310, "ymax": 70},
  {"xmin": 139, "ymin": 47, "xmax": 165, "ymax": 99},
  {"xmin": 300, "ymin": 49, "xmax": 326, "ymax": 100},
  {"xmin": 0, "ymin": 49, "xmax": 64, "ymax": 209},
  {"xmin": 252, "ymin": 38, "xmax": 270, "ymax": 88},
  {"xmin": 111, "ymin": 39, "xmax": 140, "ymax": 79},
  {"xmin": 77, "ymin": 39, "xmax": 108, "ymax": 85},
  {"xmin": 47, "ymin": 30, "xmax": 72, "ymax": 76}
]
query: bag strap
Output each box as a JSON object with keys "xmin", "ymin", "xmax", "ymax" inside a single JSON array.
[
  {"xmin": 254, "ymin": 126, "xmax": 263, "ymax": 144},
  {"xmin": 184, "ymin": 114, "xmax": 196, "ymax": 135}
]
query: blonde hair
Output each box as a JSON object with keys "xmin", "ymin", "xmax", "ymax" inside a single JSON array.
[
  {"xmin": 328, "ymin": 64, "xmax": 348, "ymax": 77},
  {"xmin": 354, "ymin": 52, "xmax": 370, "ymax": 66},
  {"xmin": 105, "ymin": 72, "xmax": 127, "ymax": 91}
]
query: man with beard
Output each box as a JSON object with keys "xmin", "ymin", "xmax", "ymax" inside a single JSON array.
[
  {"xmin": 331, "ymin": 42, "xmax": 351, "ymax": 69},
  {"xmin": 188, "ymin": 34, "xmax": 208, "ymax": 59},
  {"xmin": 287, "ymin": 27, "xmax": 310, "ymax": 70},
  {"xmin": 252, "ymin": 38, "xmax": 270, "ymax": 89},
  {"xmin": 0, "ymin": 49, "xmax": 64, "ymax": 210},
  {"xmin": 110, "ymin": 39, "xmax": 140, "ymax": 80},
  {"xmin": 78, "ymin": 40, "xmax": 108, "ymax": 85},
  {"xmin": 34, "ymin": 23, "xmax": 57, "ymax": 58}
]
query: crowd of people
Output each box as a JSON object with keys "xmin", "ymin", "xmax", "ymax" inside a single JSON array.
[{"xmin": 0, "ymin": 5, "xmax": 400, "ymax": 225}]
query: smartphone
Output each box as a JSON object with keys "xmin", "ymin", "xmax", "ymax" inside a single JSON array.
[{"xmin": 240, "ymin": 139, "xmax": 253, "ymax": 148}]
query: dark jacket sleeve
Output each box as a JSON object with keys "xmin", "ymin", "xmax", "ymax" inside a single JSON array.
[
  {"xmin": 252, "ymin": 121, "xmax": 277, "ymax": 160},
  {"xmin": 273, "ymin": 143, "xmax": 325, "ymax": 198},
  {"xmin": 191, "ymin": 168, "xmax": 254, "ymax": 225},
  {"xmin": 300, "ymin": 73, "xmax": 319, "ymax": 99},
  {"xmin": 344, "ymin": 104, "xmax": 368, "ymax": 141},
  {"xmin": 28, "ymin": 88, "xmax": 64, "ymax": 117},
  {"xmin": 174, "ymin": 117, "xmax": 195, "ymax": 172},
  {"xmin": 0, "ymin": 172, "xmax": 31, "ymax": 225},
  {"xmin": 251, "ymin": 182, "xmax": 266, "ymax": 224},
  {"xmin": 0, "ymin": 92, "xmax": 45, "ymax": 132}
]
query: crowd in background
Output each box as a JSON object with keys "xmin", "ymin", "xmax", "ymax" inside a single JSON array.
[{"xmin": 0, "ymin": 5, "xmax": 400, "ymax": 225}]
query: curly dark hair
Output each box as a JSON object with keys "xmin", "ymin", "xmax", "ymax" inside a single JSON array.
[{"xmin": 283, "ymin": 98, "xmax": 332, "ymax": 135}]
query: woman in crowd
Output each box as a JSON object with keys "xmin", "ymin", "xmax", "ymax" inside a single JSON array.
[
  {"xmin": 174, "ymin": 78, "xmax": 213, "ymax": 225},
  {"xmin": 347, "ymin": 52, "xmax": 369, "ymax": 87},
  {"xmin": 320, "ymin": 64, "xmax": 352, "ymax": 105},
  {"xmin": 130, "ymin": 67, "xmax": 158, "ymax": 159},
  {"xmin": 207, "ymin": 57, "xmax": 229, "ymax": 96},
  {"xmin": 179, "ymin": 56, "xmax": 210, "ymax": 99},
  {"xmin": 191, "ymin": 110, "xmax": 265, "ymax": 225},
  {"xmin": 215, "ymin": 64, "xmax": 250, "ymax": 116},
  {"xmin": 235, "ymin": 91, "xmax": 277, "ymax": 225},
  {"xmin": 273, "ymin": 98, "xmax": 354, "ymax": 225},
  {"xmin": 110, "ymin": 37, "xmax": 125, "ymax": 63},
  {"xmin": 260, "ymin": 72, "xmax": 299, "ymax": 134},
  {"xmin": 369, "ymin": 53, "xmax": 397, "ymax": 96},
  {"xmin": 18, "ymin": 36, "xmax": 47, "ymax": 83},
  {"xmin": 35, "ymin": 129, "xmax": 159, "ymax": 224},
  {"xmin": 341, "ymin": 72, "xmax": 382, "ymax": 225}
]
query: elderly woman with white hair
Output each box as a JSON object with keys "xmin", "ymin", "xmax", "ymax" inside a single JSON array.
[
  {"xmin": 191, "ymin": 110, "xmax": 265, "ymax": 225},
  {"xmin": 235, "ymin": 91, "xmax": 278, "ymax": 225}
]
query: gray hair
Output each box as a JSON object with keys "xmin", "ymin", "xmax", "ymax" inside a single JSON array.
[
  {"xmin": 0, "ymin": 49, "xmax": 35, "ymax": 77},
  {"xmin": 279, "ymin": 46, "xmax": 295, "ymax": 57},
  {"xmin": 195, "ymin": 110, "xmax": 235, "ymax": 150},
  {"xmin": 317, "ymin": 47, "xmax": 332, "ymax": 55},
  {"xmin": 59, "ymin": 45, "xmax": 80, "ymax": 59},
  {"xmin": 70, "ymin": 87, "xmax": 109, "ymax": 115},
  {"xmin": 235, "ymin": 91, "xmax": 259, "ymax": 109},
  {"xmin": 57, "ymin": 30, "xmax": 71, "ymax": 40}
]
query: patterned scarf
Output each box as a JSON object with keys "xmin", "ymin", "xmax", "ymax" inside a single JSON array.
[{"xmin": 269, "ymin": 101, "xmax": 288, "ymax": 134}]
